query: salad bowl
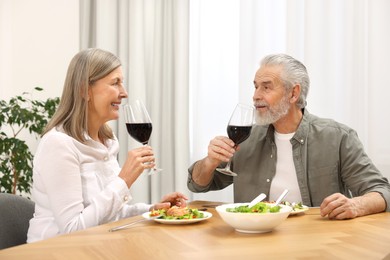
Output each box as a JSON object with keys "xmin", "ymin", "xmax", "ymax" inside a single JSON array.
[{"xmin": 216, "ymin": 203, "xmax": 292, "ymax": 233}]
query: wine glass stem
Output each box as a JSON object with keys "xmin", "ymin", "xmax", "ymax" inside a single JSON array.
[
  {"xmin": 142, "ymin": 143, "xmax": 161, "ymax": 174},
  {"xmin": 223, "ymin": 160, "xmax": 232, "ymax": 171},
  {"xmin": 223, "ymin": 145, "xmax": 236, "ymax": 171}
]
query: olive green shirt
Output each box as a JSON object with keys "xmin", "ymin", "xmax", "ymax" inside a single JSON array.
[{"xmin": 188, "ymin": 109, "xmax": 390, "ymax": 210}]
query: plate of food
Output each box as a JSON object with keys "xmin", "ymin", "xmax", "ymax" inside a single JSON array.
[
  {"xmin": 281, "ymin": 201, "xmax": 309, "ymax": 215},
  {"xmin": 142, "ymin": 206, "xmax": 212, "ymax": 225}
]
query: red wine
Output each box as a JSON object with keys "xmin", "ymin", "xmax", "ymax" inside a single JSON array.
[
  {"xmin": 126, "ymin": 123, "xmax": 152, "ymax": 145},
  {"xmin": 227, "ymin": 125, "xmax": 252, "ymax": 145}
]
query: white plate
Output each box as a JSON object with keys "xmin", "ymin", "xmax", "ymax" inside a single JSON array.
[
  {"xmin": 289, "ymin": 205, "xmax": 309, "ymax": 215},
  {"xmin": 142, "ymin": 211, "xmax": 212, "ymax": 225}
]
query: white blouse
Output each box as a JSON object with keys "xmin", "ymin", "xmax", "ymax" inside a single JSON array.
[{"xmin": 27, "ymin": 127, "xmax": 150, "ymax": 243}]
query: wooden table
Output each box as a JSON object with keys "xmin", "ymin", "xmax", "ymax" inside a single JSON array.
[{"xmin": 1, "ymin": 200, "xmax": 390, "ymax": 260}]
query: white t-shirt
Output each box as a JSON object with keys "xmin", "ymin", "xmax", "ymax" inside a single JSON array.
[
  {"xmin": 27, "ymin": 127, "xmax": 150, "ymax": 243},
  {"xmin": 269, "ymin": 131, "xmax": 303, "ymax": 203}
]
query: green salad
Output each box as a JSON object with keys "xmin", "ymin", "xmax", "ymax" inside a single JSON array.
[
  {"xmin": 226, "ymin": 202, "xmax": 281, "ymax": 213},
  {"xmin": 150, "ymin": 207, "xmax": 204, "ymax": 220}
]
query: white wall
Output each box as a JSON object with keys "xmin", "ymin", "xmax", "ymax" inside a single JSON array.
[
  {"xmin": 0, "ymin": 0, "xmax": 79, "ymax": 150},
  {"xmin": 0, "ymin": 0, "xmax": 79, "ymax": 100}
]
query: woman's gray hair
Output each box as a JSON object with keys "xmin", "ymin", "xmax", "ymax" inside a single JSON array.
[
  {"xmin": 260, "ymin": 54, "xmax": 310, "ymax": 108},
  {"xmin": 42, "ymin": 48, "xmax": 122, "ymax": 142}
]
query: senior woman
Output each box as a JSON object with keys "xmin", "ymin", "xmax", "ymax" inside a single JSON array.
[{"xmin": 27, "ymin": 48, "xmax": 187, "ymax": 242}]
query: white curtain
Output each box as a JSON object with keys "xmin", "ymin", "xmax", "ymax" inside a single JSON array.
[
  {"xmin": 190, "ymin": 0, "xmax": 390, "ymax": 202},
  {"xmin": 80, "ymin": 0, "xmax": 190, "ymax": 203}
]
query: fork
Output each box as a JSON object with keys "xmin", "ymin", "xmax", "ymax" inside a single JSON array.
[{"xmin": 109, "ymin": 215, "xmax": 161, "ymax": 232}]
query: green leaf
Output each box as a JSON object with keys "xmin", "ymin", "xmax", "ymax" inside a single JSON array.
[{"xmin": 0, "ymin": 88, "xmax": 59, "ymax": 195}]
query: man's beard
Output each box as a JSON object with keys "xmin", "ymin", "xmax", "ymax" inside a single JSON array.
[{"xmin": 254, "ymin": 94, "xmax": 290, "ymax": 125}]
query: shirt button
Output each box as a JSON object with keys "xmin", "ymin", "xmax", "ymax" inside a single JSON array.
[
  {"xmin": 266, "ymin": 179, "xmax": 270, "ymax": 182},
  {"xmin": 103, "ymin": 156, "xmax": 108, "ymax": 161},
  {"xmin": 300, "ymin": 139, "xmax": 304, "ymax": 144},
  {"xmin": 123, "ymin": 195, "xmax": 129, "ymax": 202},
  {"xmin": 270, "ymin": 154, "xmax": 273, "ymax": 158}
]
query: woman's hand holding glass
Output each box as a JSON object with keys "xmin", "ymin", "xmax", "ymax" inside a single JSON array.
[
  {"xmin": 118, "ymin": 146, "xmax": 156, "ymax": 187},
  {"xmin": 123, "ymin": 100, "xmax": 162, "ymax": 175}
]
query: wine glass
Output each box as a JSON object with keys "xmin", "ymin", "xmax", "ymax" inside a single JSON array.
[
  {"xmin": 216, "ymin": 103, "xmax": 254, "ymax": 176},
  {"xmin": 123, "ymin": 100, "xmax": 162, "ymax": 175}
]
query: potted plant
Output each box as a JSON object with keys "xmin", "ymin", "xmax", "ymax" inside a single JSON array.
[{"xmin": 0, "ymin": 87, "xmax": 59, "ymax": 196}]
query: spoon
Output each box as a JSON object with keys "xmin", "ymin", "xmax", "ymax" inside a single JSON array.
[
  {"xmin": 274, "ymin": 189, "xmax": 289, "ymax": 206},
  {"xmin": 247, "ymin": 193, "xmax": 267, "ymax": 208}
]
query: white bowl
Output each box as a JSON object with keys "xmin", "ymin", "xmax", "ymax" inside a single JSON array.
[{"xmin": 216, "ymin": 203, "xmax": 292, "ymax": 233}]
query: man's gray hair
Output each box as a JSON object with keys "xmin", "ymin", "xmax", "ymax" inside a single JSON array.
[{"xmin": 260, "ymin": 54, "xmax": 310, "ymax": 108}]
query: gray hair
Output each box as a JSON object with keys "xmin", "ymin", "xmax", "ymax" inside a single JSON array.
[
  {"xmin": 43, "ymin": 48, "xmax": 121, "ymax": 142},
  {"xmin": 260, "ymin": 54, "xmax": 310, "ymax": 108}
]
